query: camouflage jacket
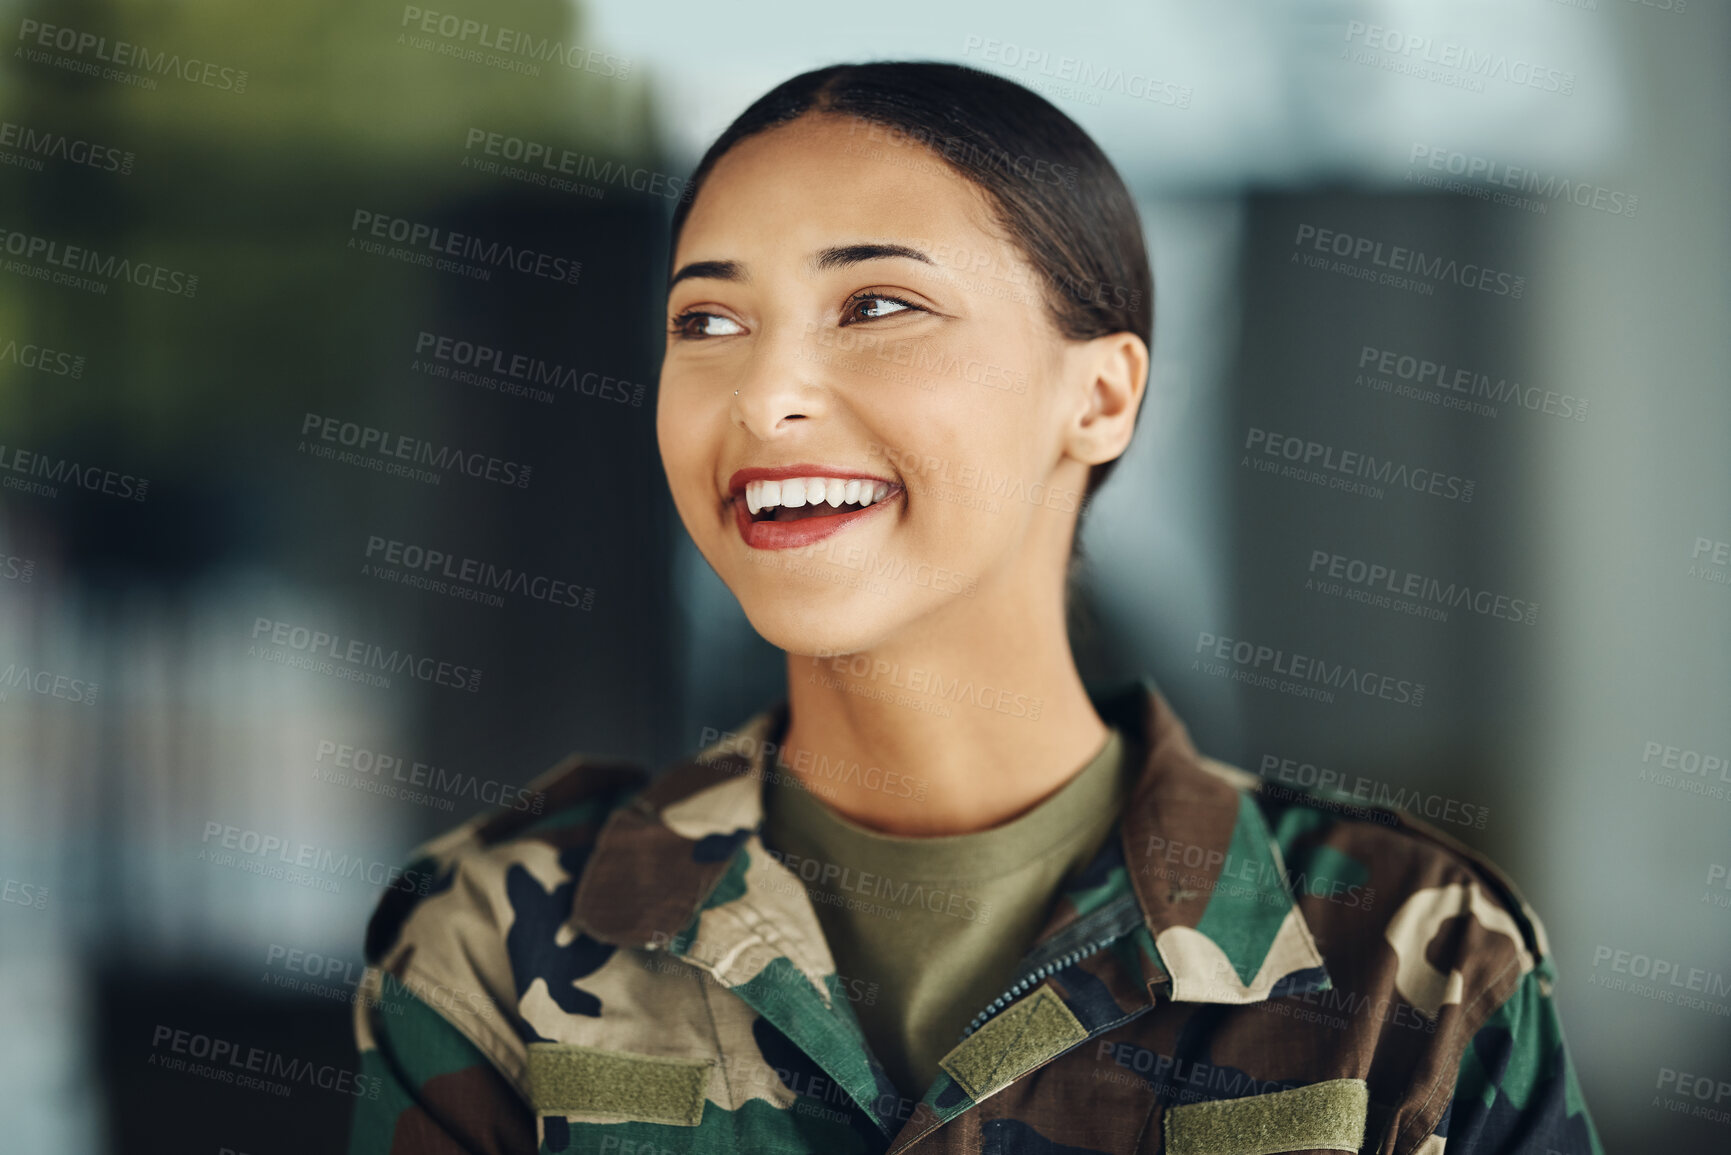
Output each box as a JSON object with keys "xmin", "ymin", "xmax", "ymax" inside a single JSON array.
[{"xmin": 348, "ymin": 680, "xmax": 1602, "ymax": 1155}]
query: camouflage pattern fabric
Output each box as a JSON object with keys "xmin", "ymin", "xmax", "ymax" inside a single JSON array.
[{"xmin": 348, "ymin": 680, "xmax": 1602, "ymax": 1154}]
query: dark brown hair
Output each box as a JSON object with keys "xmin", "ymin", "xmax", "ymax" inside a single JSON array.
[{"xmin": 669, "ymin": 60, "xmax": 1154, "ymax": 508}]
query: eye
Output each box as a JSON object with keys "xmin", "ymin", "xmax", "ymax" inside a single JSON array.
[
  {"xmin": 670, "ymin": 311, "xmax": 745, "ymax": 339},
  {"xmin": 841, "ymin": 293, "xmax": 922, "ymax": 325}
]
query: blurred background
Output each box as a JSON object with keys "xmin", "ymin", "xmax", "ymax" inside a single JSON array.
[{"xmin": 0, "ymin": 0, "xmax": 1725, "ymax": 1150}]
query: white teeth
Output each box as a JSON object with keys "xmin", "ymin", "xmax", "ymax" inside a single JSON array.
[{"xmin": 743, "ymin": 475, "xmax": 894, "ymax": 514}]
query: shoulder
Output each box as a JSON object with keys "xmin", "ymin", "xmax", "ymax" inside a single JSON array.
[
  {"xmin": 1194, "ymin": 752, "xmax": 1551, "ymax": 1009},
  {"xmin": 355, "ymin": 752, "xmax": 649, "ymax": 1089},
  {"xmin": 363, "ymin": 752, "xmax": 649, "ymax": 965},
  {"xmin": 355, "ymin": 715, "xmax": 776, "ymax": 1086}
]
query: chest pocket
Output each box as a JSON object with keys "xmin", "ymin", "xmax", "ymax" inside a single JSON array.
[
  {"xmin": 528, "ymin": 1042, "xmax": 715, "ymax": 1149},
  {"xmin": 1162, "ymin": 1078, "xmax": 1368, "ymax": 1155}
]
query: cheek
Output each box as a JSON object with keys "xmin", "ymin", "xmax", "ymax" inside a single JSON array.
[
  {"xmin": 870, "ymin": 392, "xmax": 1046, "ymax": 563},
  {"xmin": 656, "ymin": 375, "xmax": 715, "ymax": 517}
]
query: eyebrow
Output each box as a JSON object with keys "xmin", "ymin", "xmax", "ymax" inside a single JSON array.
[
  {"xmin": 667, "ymin": 259, "xmax": 743, "ymax": 290},
  {"xmin": 812, "ymin": 243, "xmax": 933, "ymax": 272},
  {"xmin": 667, "ymin": 243, "xmax": 933, "ymax": 291}
]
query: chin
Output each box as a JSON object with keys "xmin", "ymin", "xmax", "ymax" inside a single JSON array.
[{"xmin": 737, "ymin": 593, "xmax": 895, "ymax": 659}]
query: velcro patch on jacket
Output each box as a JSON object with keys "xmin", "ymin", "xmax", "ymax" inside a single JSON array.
[
  {"xmin": 1163, "ymin": 1077, "xmax": 1368, "ymax": 1155},
  {"xmin": 938, "ymin": 988, "xmax": 1089, "ymax": 1103},
  {"xmin": 526, "ymin": 1043, "xmax": 711, "ymax": 1126}
]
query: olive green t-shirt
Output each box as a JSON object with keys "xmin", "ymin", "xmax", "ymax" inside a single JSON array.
[{"xmin": 760, "ymin": 728, "xmax": 1130, "ymax": 1100}]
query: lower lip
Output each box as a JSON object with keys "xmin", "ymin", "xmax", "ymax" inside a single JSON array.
[{"xmin": 732, "ymin": 490, "xmax": 900, "ymax": 550}]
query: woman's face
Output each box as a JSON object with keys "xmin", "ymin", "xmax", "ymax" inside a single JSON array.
[{"xmin": 657, "ymin": 113, "xmax": 1115, "ymax": 657}]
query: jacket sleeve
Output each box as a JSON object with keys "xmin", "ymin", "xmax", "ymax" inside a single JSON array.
[
  {"xmin": 348, "ymin": 969, "xmax": 538, "ymax": 1155},
  {"xmin": 1436, "ymin": 957, "xmax": 1603, "ymax": 1155}
]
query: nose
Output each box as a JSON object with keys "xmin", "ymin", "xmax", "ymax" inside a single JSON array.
[{"xmin": 732, "ymin": 325, "xmax": 822, "ymax": 439}]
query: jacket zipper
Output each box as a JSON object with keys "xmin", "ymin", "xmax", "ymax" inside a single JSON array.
[
  {"xmin": 958, "ymin": 887, "xmax": 1150, "ymax": 1042},
  {"xmin": 958, "ymin": 935, "xmax": 1116, "ymax": 1040}
]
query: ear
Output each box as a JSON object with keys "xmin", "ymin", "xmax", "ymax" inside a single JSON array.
[{"xmin": 1062, "ymin": 331, "xmax": 1148, "ymax": 469}]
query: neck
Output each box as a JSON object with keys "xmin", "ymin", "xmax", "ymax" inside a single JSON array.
[{"xmin": 778, "ymin": 569, "xmax": 1108, "ymax": 837}]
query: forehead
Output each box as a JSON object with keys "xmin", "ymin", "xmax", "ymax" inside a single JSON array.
[{"xmin": 676, "ymin": 114, "xmax": 1010, "ymax": 265}]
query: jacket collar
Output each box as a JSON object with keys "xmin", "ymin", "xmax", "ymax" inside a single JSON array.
[{"xmin": 570, "ymin": 678, "xmax": 1330, "ymax": 1008}]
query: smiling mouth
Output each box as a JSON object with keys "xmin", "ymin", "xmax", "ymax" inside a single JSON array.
[
  {"xmin": 743, "ymin": 476, "xmax": 895, "ymax": 522},
  {"xmin": 728, "ymin": 472, "xmax": 903, "ymax": 550}
]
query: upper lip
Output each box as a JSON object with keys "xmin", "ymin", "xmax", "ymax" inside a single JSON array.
[{"xmin": 726, "ymin": 463, "xmax": 898, "ymax": 498}]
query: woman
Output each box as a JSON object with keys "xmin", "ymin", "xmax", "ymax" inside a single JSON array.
[{"xmin": 349, "ymin": 62, "xmax": 1601, "ymax": 1155}]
